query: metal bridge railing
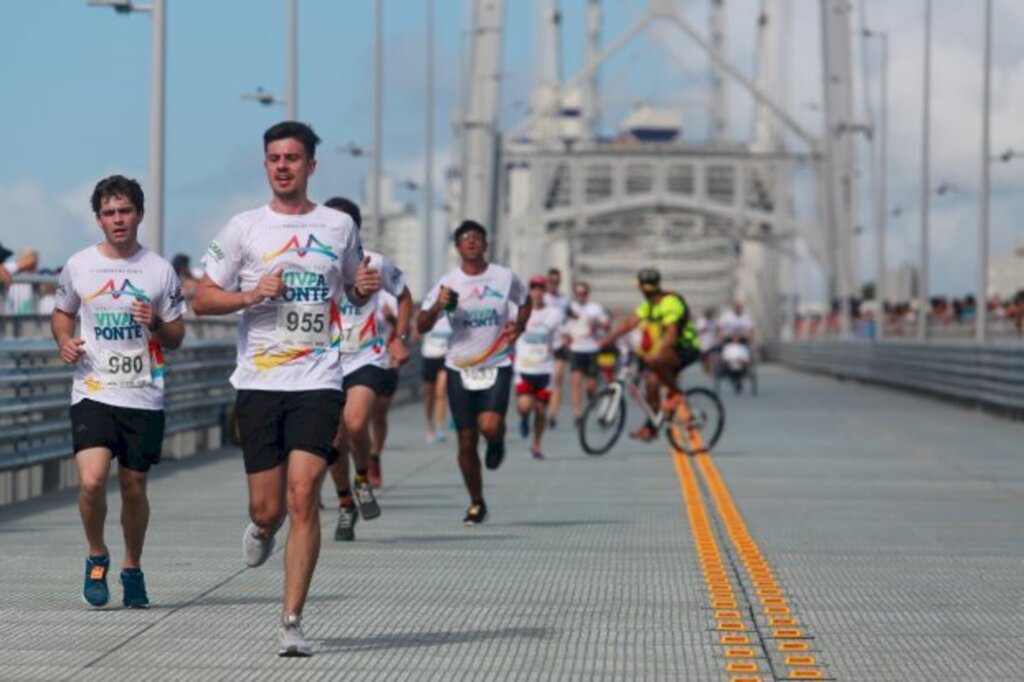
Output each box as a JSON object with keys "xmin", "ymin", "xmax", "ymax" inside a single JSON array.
[
  {"xmin": 770, "ymin": 339, "xmax": 1024, "ymax": 418},
  {"xmin": 0, "ymin": 321, "xmax": 424, "ymax": 506}
]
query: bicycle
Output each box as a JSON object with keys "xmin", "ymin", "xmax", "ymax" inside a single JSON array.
[{"xmin": 578, "ymin": 354, "xmax": 725, "ymax": 456}]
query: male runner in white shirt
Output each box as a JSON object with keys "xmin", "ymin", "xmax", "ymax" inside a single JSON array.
[
  {"xmin": 417, "ymin": 220, "xmax": 529, "ymax": 525},
  {"xmin": 543, "ymin": 268, "xmax": 570, "ymax": 428},
  {"xmin": 565, "ymin": 281, "xmax": 610, "ymax": 423},
  {"xmin": 322, "ymin": 197, "xmax": 411, "ymax": 542},
  {"xmin": 194, "ymin": 122, "xmax": 380, "ymax": 657},
  {"xmin": 52, "ymin": 174, "xmax": 185, "ymax": 610},
  {"xmin": 515, "ymin": 275, "xmax": 565, "ymax": 459}
]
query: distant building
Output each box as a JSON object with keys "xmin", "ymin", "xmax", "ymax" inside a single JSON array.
[
  {"xmin": 884, "ymin": 263, "xmax": 918, "ymax": 303},
  {"xmin": 361, "ymin": 177, "xmax": 426, "ymax": 299},
  {"xmin": 988, "ymin": 239, "xmax": 1024, "ymax": 299}
]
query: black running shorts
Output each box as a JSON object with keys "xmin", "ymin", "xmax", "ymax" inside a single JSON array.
[
  {"xmin": 421, "ymin": 356, "xmax": 445, "ymax": 383},
  {"xmin": 70, "ymin": 399, "xmax": 165, "ymax": 473},
  {"xmin": 553, "ymin": 347, "xmax": 569, "ymax": 362},
  {"xmin": 445, "ymin": 366, "xmax": 513, "ymax": 431},
  {"xmin": 569, "ymin": 351, "xmax": 600, "ymax": 378},
  {"xmin": 344, "ymin": 364, "xmax": 399, "ymax": 398},
  {"xmin": 234, "ymin": 389, "xmax": 343, "ymax": 474}
]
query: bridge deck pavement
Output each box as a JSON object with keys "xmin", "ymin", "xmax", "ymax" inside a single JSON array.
[{"xmin": 1, "ymin": 366, "xmax": 1022, "ymax": 680}]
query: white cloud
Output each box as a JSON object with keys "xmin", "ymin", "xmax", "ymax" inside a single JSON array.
[{"xmin": 0, "ymin": 178, "xmax": 98, "ymax": 270}]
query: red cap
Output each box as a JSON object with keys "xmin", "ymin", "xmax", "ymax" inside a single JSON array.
[{"xmin": 529, "ymin": 275, "xmax": 546, "ymax": 287}]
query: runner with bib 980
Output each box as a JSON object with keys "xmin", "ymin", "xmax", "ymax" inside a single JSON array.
[
  {"xmin": 417, "ymin": 220, "xmax": 529, "ymax": 525},
  {"xmin": 600, "ymin": 268, "xmax": 701, "ymax": 440},
  {"xmin": 193, "ymin": 122, "xmax": 379, "ymax": 657}
]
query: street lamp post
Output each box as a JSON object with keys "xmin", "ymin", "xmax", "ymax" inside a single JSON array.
[
  {"xmin": 88, "ymin": 0, "xmax": 165, "ymax": 255},
  {"xmin": 425, "ymin": 0, "xmax": 436, "ymax": 287},
  {"xmin": 977, "ymin": 0, "xmax": 993, "ymax": 343},
  {"xmin": 863, "ymin": 28, "xmax": 889, "ymax": 340},
  {"xmin": 372, "ymin": 0, "xmax": 384, "ymax": 251},
  {"xmin": 287, "ymin": 0, "xmax": 297, "ymax": 120},
  {"xmin": 918, "ymin": 0, "xmax": 932, "ymax": 340}
]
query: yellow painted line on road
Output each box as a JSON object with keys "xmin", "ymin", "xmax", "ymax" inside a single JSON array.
[{"xmin": 670, "ymin": 401, "xmax": 831, "ymax": 681}]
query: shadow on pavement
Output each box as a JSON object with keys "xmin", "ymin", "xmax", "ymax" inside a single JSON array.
[{"xmin": 318, "ymin": 626, "xmax": 553, "ymax": 652}]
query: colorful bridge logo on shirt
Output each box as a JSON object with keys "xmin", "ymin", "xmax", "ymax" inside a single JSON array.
[
  {"xmin": 262, "ymin": 234, "xmax": 338, "ymax": 263},
  {"xmin": 84, "ymin": 279, "xmax": 151, "ymax": 303},
  {"xmin": 463, "ymin": 285, "xmax": 504, "ymax": 302}
]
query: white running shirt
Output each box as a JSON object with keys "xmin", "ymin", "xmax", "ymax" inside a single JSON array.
[
  {"xmin": 337, "ymin": 250, "xmax": 406, "ymax": 374},
  {"xmin": 566, "ymin": 300, "xmax": 609, "ymax": 353},
  {"xmin": 202, "ymin": 204, "xmax": 363, "ymax": 391},
  {"xmin": 421, "ymin": 264, "xmax": 527, "ymax": 370},
  {"xmin": 542, "ymin": 291, "xmax": 570, "ymax": 351},
  {"xmin": 54, "ymin": 245, "xmax": 184, "ymax": 410},
  {"xmin": 420, "ymin": 315, "xmax": 452, "ymax": 360},
  {"xmin": 514, "ymin": 304, "xmax": 565, "ymax": 377}
]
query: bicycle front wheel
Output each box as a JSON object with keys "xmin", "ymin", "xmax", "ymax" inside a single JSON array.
[{"xmin": 578, "ymin": 386, "xmax": 626, "ymax": 455}]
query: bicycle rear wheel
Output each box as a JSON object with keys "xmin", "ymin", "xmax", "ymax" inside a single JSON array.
[
  {"xmin": 686, "ymin": 387, "xmax": 725, "ymax": 451},
  {"xmin": 578, "ymin": 386, "xmax": 626, "ymax": 455}
]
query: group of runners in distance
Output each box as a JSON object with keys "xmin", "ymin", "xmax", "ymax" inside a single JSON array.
[{"xmin": 51, "ymin": 120, "xmax": 738, "ymax": 658}]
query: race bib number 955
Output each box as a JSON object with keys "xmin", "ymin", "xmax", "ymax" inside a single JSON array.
[{"xmin": 275, "ymin": 303, "xmax": 330, "ymax": 349}]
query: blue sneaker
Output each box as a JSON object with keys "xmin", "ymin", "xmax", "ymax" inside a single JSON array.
[
  {"xmin": 120, "ymin": 568, "xmax": 150, "ymax": 609},
  {"xmin": 83, "ymin": 555, "xmax": 110, "ymax": 607}
]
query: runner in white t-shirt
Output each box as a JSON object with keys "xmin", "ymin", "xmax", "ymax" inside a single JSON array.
[
  {"xmin": 416, "ymin": 314, "xmax": 452, "ymax": 444},
  {"xmin": 718, "ymin": 301, "xmax": 754, "ymax": 343},
  {"xmin": 515, "ymin": 275, "xmax": 565, "ymax": 460},
  {"xmin": 542, "ymin": 268, "xmax": 570, "ymax": 429},
  {"xmin": 370, "ymin": 288, "xmax": 407, "ymax": 480},
  {"xmin": 321, "ymin": 197, "xmax": 411, "ymax": 542},
  {"xmin": 417, "ymin": 220, "xmax": 529, "ymax": 525},
  {"xmin": 193, "ymin": 123, "xmax": 380, "ymax": 657},
  {"xmin": 51, "ymin": 175, "xmax": 185, "ymax": 610},
  {"xmin": 565, "ymin": 281, "xmax": 610, "ymax": 423}
]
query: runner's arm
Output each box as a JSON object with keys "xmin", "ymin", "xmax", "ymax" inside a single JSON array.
[
  {"xmin": 192, "ymin": 274, "xmax": 266, "ymax": 315},
  {"xmin": 51, "ymin": 309, "xmax": 85, "ymax": 364},
  {"xmin": 602, "ymin": 314, "xmax": 641, "ymax": 346},
  {"xmin": 150, "ymin": 316, "xmax": 185, "ymax": 350},
  {"xmin": 388, "ymin": 287, "xmax": 414, "ymax": 366}
]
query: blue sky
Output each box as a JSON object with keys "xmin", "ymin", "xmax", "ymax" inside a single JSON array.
[{"xmin": 1, "ymin": 0, "xmax": 1022, "ymax": 301}]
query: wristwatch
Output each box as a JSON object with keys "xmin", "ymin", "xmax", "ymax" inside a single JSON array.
[
  {"xmin": 148, "ymin": 317, "xmax": 162, "ymax": 333},
  {"xmin": 398, "ymin": 333, "xmax": 410, "ymax": 343}
]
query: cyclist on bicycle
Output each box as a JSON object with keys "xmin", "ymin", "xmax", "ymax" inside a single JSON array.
[{"xmin": 600, "ymin": 268, "xmax": 701, "ymax": 441}]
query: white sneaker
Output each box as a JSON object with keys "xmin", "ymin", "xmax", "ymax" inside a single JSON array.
[
  {"xmin": 278, "ymin": 614, "xmax": 312, "ymax": 657},
  {"xmin": 243, "ymin": 518, "xmax": 282, "ymax": 568}
]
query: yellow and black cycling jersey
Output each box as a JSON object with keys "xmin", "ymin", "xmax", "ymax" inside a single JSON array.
[{"xmin": 635, "ymin": 292, "xmax": 701, "ymax": 356}]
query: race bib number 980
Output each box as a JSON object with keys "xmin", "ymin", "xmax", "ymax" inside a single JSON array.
[
  {"xmin": 98, "ymin": 348, "xmax": 152, "ymax": 388},
  {"xmin": 276, "ymin": 303, "xmax": 330, "ymax": 349}
]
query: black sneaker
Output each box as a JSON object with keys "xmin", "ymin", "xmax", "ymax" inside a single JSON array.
[
  {"xmin": 462, "ymin": 501, "xmax": 488, "ymax": 526},
  {"xmin": 334, "ymin": 504, "xmax": 358, "ymax": 541},
  {"xmin": 484, "ymin": 438, "xmax": 506, "ymax": 470},
  {"xmin": 353, "ymin": 479, "xmax": 381, "ymax": 520},
  {"xmin": 548, "ymin": 416, "xmax": 557, "ymax": 429},
  {"xmin": 120, "ymin": 568, "xmax": 149, "ymax": 609}
]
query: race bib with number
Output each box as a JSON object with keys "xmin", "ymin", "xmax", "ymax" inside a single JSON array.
[
  {"xmin": 98, "ymin": 347, "xmax": 152, "ymax": 388},
  {"xmin": 338, "ymin": 325, "xmax": 362, "ymax": 354},
  {"xmin": 519, "ymin": 332, "xmax": 550, "ymax": 365},
  {"xmin": 460, "ymin": 366, "xmax": 498, "ymax": 391},
  {"xmin": 275, "ymin": 303, "xmax": 330, "ymax": 349}
]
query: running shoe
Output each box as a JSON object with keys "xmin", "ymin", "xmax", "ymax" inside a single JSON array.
[
  {"xmin": 519, "ymin": 414, "xmax": 530, "ymax": 438},
  {"xmin": 462, "ymin": 501, "xmax": 488, "ymax": 526},
  {"xmin": 353, "ymin": 480, "xmax": 381, "ymax": 520},
  {"xmin": 484, "ymin": 438, "xmax": 506, "ymax": 470},
  {"xmin": 278, "ymin": 614, "xmax": 312, "ymax": 657},
  {"xmin": 531, "ymin": 446, "xmax": 544, "ymax": 460},
  {"xmin": 548, "ymin": 416, "xmax": 557, "ymax": 429},
  {"xmin": 243, "ymin": 517, "xmax": 283, "ymax": 568},
  {"xmin": 334, "ymin": 504, "xmax": 358, "ymax": 542},
  {"xmin": 82, "ymin": 555, "xmax": 110, "ymax": 607},
  {"xmin": 435, "ymin": 430, "xmax": 446, "ymax": 443},
  {"xmin": 368, "ymin": 459, "xmax": 382, "ymax": 489},
  {"xmin": 120, "ymin": 568, "xmax": 149, "ymax": 609},
  {"xmin": 425, "ymin": 429, "xmax": 435, "ymax": 444}
]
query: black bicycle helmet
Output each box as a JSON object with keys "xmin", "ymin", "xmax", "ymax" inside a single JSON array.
[{"xmin": 637, "ymin": 268, "xmax": 661, "ymax": 291}]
